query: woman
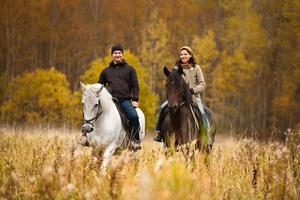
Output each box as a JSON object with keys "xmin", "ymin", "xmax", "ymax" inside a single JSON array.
[{"xmin": 153, "ymin": 46, "xmax": 211, "ymax": 144}]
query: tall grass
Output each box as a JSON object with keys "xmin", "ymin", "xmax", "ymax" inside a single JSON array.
[{"xmin": 0, "ymin": 127, "xmax": 299, "ymax": 199}]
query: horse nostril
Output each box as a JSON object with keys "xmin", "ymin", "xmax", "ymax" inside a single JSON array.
[
  {"xmin": 82, "ymin": 124, "xmax": 93, "ymax": 133},
  {"xmin": 169, "ymin": 106, "xmax": 177, "ymax": 113}
]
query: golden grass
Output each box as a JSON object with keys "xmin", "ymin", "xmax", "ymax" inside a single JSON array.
[{"xmin": 0, "ymin": 127, "xmax": 299, "ymax": 200}]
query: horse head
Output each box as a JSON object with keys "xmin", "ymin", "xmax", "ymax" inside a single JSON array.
[
  {"xmin": 80, "ymin": 82, "xmax": 104, "ymax": 134},
  {"xmin": 164, "ymin": 66, "xmax": 193, "ymax": 113}
]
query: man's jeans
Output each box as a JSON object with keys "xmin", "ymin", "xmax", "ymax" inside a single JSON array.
[
  {"xmin": 155, "ymin": 101, "xmax": 168, "ymax": 131},
  {"xmin": 119, "ymin": 100, "xmax": 140, "ymax": 141}
]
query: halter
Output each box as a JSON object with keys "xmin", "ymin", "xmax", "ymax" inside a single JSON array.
[
  {"xmin": 82, "ymin": 85, "xmax": 105, "ymax": 127},
  {"xmin": 170, "ymin": 84, "xmax": 186, "ymax": 110}
]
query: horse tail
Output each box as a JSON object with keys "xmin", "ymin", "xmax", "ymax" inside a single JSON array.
[
  {"xmin": 204, "ymin": 106, "xmax": 217, "ymax": 142},
  {"xmin": 199, "ymin": 115, "xmax": 208, "ymax": 151}
]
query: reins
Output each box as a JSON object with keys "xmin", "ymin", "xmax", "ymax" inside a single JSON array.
[{"xmin": 82, "ymin": 85, "xmax": 105, "ymax": 126}]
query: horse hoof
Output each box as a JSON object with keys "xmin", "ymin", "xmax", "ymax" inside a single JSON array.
[
  {"xmin": 206, "ymin": 145, "xmax": 212, "ymax": 153},
  {"xmin": 131, "ymin": 141, "xmax": 142, "ymax": 151},
  {"xmin": 153, "ymin": 134, "xmax": 163, "ymax": 142}
]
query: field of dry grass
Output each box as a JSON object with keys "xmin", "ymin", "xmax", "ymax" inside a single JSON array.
[{"xmin": 0, "ymin": 127, "xmax": 299, "ymax": 200}]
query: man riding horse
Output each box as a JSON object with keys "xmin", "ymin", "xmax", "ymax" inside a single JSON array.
[
  {"xmin": 81, "ymin": 44, "xmax": 142, "ymax": 150},
  {"xmin": 154, "ymin": 46, "xmax": 212, "ymax": 146}
]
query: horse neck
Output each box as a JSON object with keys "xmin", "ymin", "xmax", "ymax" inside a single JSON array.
[{"xmin": 99, "ymin": 89, "xmax": 115, "ymax": 113}]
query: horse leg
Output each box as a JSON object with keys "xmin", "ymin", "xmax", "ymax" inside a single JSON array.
[
  {"xmin": 162, "ymin": 131, "xmax": 171, "ymax": 148},
  {"xmin": 100, "ymin": 143, "xmax": 117, "ymax": 174}
]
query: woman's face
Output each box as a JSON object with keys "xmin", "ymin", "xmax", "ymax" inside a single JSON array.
[{"xmin": 180, "ymin": 49, "xmax": 192, "ymax": 64}]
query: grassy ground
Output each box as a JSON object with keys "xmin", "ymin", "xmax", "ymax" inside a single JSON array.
[{"xmin": 0, "ymin": 127, "xmax": 299, "ymax": 200}]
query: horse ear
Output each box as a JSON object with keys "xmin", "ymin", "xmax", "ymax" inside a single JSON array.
[
  {"xmin": 163, "ymin": 66, "xmax": 170, "ymax": 77},
  {"xmin": 80, "ymin": 81, "xmax": 86, "ymax": 92}
]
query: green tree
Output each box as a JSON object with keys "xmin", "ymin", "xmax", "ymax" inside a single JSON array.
[
  {"xmin": 80, "ymin": 50, "xmax": 158, "ymax": 130},
  {"xmin": 1, "ymin": 67, "xmax": 81, "ymax": 126}
]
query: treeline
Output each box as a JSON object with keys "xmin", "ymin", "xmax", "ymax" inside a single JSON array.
[
  {"xmin": 0, "ymin": 52, "xmax": 158, "ymax": 129},
  {"xmin": 0, "ymin": 0, "xmax": 299, "ymax": 133}
]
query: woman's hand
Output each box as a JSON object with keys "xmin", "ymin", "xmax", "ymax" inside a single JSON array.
[
  {"xmin": 132, "ymin": 101, "xmax": 139, "ymax": 108},
  {"xmin": 190, "ymin": 88, "xmax": 195, "ymax": 94}
]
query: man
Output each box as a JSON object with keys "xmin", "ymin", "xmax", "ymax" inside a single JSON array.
[{"xmin": 98, "ymin": 44, "xmax": 141, "ymax": 150}]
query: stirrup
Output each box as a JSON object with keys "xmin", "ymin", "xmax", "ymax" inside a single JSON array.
[{"xmin": 153, "ymin": 132, "xmax": 163, "ymax": 142}]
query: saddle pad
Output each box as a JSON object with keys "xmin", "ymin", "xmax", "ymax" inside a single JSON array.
[{"xmin": 112, "ymin": 97, "xmax": 129, "ymax": 132}]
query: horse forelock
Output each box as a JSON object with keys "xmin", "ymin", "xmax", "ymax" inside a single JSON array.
[
  {"xmin": 167, "ymin": 69, "xmax": 193, "ymax": 106},
  {"xmin": 83, "ymin": 84, "xmax": 112, "ymax": 104},
  {"xmin": 168, "ymin": 69, "xmax": 183, "ymax": 85}
]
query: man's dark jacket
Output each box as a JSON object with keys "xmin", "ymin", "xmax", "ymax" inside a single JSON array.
[{"xmin": 98, "ymin": 59, "xmax": 139, "ymax": 101}]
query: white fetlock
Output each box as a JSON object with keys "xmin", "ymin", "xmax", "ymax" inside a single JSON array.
[
  {"xmin": 80, "ymin": 135, "xmax": 89, "ymax": 146},
  {"xmin": 131, "ymin": 140, "xmax": 141, "ymax": 151}
]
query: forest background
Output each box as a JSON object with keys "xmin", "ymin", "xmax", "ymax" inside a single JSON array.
[{"xmin": 0, "ymin": 0, "xmax": 299, "ymax": 137}]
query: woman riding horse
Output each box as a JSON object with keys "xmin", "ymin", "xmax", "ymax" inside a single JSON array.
[{"xmin": 154, "ymin": 46, "xmax": 212, "ymax": 146}]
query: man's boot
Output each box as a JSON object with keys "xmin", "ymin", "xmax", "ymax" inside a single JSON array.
[
  {"xmin": 131, "ymin": 126, "xmax": 141, "ymax": 150},
  {"xmin": 153, "ymin": 131, "xmax": 163, "ymax": 142}
]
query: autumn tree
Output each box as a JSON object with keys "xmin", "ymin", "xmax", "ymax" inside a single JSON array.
[
  {"xmin": 139, "ymin": 10, "xmax": 172, "ymax": 98},
  {"xmin": 192, "ymin": 30, "xmax": 219, "ymax": 107},
  {"xmin": 250, "ymin": 0, "xmax": 300, "ymax": 130},
  {"xmin": 0, "ymin": 0, "xmax": 299, "ymax": 132},
  {"xmin": 0, "ymin": 67, "xmax": 81, "ymax": 126}
]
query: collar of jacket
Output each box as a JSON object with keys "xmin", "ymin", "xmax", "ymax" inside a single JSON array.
[
  {"xmin": 180, "ymin": 64, "xmax": 193, "ymax": 69},
  {"xmin": 109, "ymin": 59, "xmax": 127, "ymax": 67}
]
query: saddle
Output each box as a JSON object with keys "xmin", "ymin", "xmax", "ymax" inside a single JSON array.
[
  {"xmin": 112, "ymin": 97, "xmax": 130, "ymax": 132},
  {"xmin": 160, "ymin": 103, "xmax": 203, "ymax": 131},
  {"xmin": 192, "ymin": 104, "xmax": 202, "ymax": 123}
]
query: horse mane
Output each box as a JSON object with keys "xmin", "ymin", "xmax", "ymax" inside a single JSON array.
[
  {"xmin": 84, "ymin": 84, "xmax": 112, "ymax": 103},
  {"xmin": 173, "ymin": 67, "xmax": 194, "ymax": 106},
  {"xmin": 182, "ymin": 79, "xmax": 193, "ymax": 105}
]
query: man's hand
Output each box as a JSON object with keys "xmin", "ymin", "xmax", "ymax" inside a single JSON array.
[{"xmin": 132, "ymin": 101, "xmax": 139, "ymax": 108}]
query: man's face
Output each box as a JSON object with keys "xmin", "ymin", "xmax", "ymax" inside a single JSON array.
[{"xmin": 112, "ymin": 50, "xmax": 123, "ymax": 63}]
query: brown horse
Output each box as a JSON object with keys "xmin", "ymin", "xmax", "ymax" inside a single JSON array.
[{"xmin": 161, "ymin": 66, "xmax": 215, "ymax": 151}]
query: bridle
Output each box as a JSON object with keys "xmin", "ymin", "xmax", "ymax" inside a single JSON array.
[
  {"xmin": 166, "ymin": 75, "xmax": 186, "ymax": 112},
  {"xmin": 82, "ymin": 85, "xmax": 105, "ymax": 127}
]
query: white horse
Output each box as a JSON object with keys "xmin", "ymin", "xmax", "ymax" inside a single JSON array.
[{"xmin": 80, "ymin": 82, "xmax": 145, "ymax": 171}]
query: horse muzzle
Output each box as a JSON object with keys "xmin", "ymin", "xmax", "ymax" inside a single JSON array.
[
  {"xmin": 82, "ymin": 123, "xmax": 94, "ymax": 133},
  {"xmin": 169, "ymin": 105, "xmax": 178, "ymax": 114}
]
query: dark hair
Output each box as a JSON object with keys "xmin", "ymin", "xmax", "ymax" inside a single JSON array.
[{"xmin": 175, "ymin": 57, "xmax": 196, "ymax": 67}]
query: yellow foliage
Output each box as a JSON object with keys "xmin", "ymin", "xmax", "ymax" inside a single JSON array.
[
  {"xmin": 1, "ymin": 67, "xmax": 81, "ymax": 126},
  {"xmin": 139, "ymin": 10, "xmax": 172, "ymax": 94},
  {"xmin": 211, "ymin": 49, "xmax": 256, "ymax": 124},
  {"xmin": 192, "ymin": 30, "xmax": 219, "ymax": 71},
  {"xmin": 271, "ymin": 74, "xmax": 298, "ymax": 125}
]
